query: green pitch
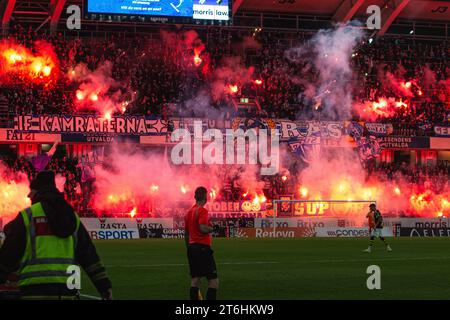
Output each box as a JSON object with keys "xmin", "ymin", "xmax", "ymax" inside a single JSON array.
[{"xmin": 81, "ymin": 238, "xmax": 450, "ymax": 300}]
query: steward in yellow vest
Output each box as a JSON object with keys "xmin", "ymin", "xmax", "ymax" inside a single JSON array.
[{"xmin": 0, "ymin": 171, "xmax": 112, "ymax": 300}]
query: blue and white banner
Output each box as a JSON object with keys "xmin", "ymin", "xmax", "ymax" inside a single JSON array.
[
  {"xmin": 377, "ymin": 136, "xmax": 430, "ymax": 149},
  {"xmin": 348, "ymin": 121, "xmax": 381, "ymax": 161},
  {"xmin": 364, "ymin": 123, "xmax": 393, "ymax": 136}
]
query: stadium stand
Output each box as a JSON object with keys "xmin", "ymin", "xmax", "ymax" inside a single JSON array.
[{"xmin": 0, "ymin": 1, "xmax": 448, "ymax": 217}]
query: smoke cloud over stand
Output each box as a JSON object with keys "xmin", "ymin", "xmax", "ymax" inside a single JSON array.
[{"xmin": 286, "ymin": 24, "xmax": 364, "ymax": 120}]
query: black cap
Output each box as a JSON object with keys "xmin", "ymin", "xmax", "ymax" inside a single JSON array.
[
  {"xmin": 30, "ymin": 171, "xmax": 57, "ymax": 191},
  {"xmin": 369, "ymin": 203, "xmax": 376, "ymax": 208}
]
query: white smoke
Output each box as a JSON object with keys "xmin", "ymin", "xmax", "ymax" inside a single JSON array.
[{"xmin": 286, "ymin": 23, "xmax": 364, "ymax": 120}]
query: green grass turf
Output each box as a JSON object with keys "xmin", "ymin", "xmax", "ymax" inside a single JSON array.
[{"xmin": 80, "ymin": 237, "xmax": 450, "ymax": 300}]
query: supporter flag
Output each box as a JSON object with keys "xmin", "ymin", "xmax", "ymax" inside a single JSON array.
[
  {"xmin": 348, "ymin": 122, "xmax": 380, "ymax": 161},
  {"xmin": 31, "ymin": 153, "xmax": 52, "ymax": 171},
  {"xmin": 357, "ymin": 136, "xmax": 381, "ymax": 161},
  {"xmin": 348, "ymin": 121, "xmax": 364, "ymax": 139},
  {"xmin": 30, "ymin": 143, "xmax": 58, "ymax": 171},
  {"xmin": 288, "ymin": 133, "xmax": 321, "ymax": 164},
  {"xmin": 418, "ymin": 122, "xmax": 433, "ymax": 131}
]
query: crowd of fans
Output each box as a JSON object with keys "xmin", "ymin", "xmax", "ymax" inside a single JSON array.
[
  {"xmin": 0, "ymin": 26, "xmax": 448, "ymax": 216},
  {"xmin": 0, "ymin": 25, "xmax": 447, "ymax": 132},
  {"xmin": 371, "ymin": 161, "xmax": 449, "ymax": 193},
  {"xmin": 0, "ymin": 154, "xmax": 91, "ymax": 214},
  {"xmin": 2, "ymin": 153, "xmax": 448, "ymax": 217}
]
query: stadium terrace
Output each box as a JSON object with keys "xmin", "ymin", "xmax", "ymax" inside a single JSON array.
[{"xmin": 0, "ymin": 0, "xmax": 449, "ymax": 304}]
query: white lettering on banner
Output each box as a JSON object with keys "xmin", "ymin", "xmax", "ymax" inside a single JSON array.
[
  {"xmin": 161, "ymin": 229, "xmax": 185, "ymax": 239},
  {"xmin": 192, "ymin": 4, "xmax": 229, "ymax": 20},
  {"xmin": 209, "ymin": 212, "xmax": 264, "ymax": 218},
  {"xmin": 255, "ymin": 229, "xmax": 295, "ymax": 238},
  {"xmin": 402, "ymin": 228, "xmax": 450, "ymax": 237},
  {"xmin": 13, "ymin": 115, "xmax": 167, "ymax": 135},
  {"xmin": 278, "ymin": 121, "xmax": 343, "ymax": 141},
  {"xmin": 422, "ymin": 229, "xmax": 450, "ymax": 237},
  {"xmin": 206, "ymin": 201, "xmax": 265, "ymax": 213},
  {"xmin": 434, "ymin": 126, "xmax": 450, "ymax": 136},
  {"xmin": 365, "ymin": 123, "xmax": 393, "ymax": 135},
  {"xmin": 254, "ymin": 218, "xmax": 364, "ymax": 228}
]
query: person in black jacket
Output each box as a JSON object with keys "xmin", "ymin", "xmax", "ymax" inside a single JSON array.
[{"xmin": 0, "ymin": 171, "xmax": 112, "ymax": 299}]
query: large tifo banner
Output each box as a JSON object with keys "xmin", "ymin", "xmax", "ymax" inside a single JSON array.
[
  {"xmin": 11, "ymin": 114, "xmax": 166, "ymax": 144},
  {"xmin": 7, "ymin": 115, "xmax": 446, "ymax": 152},
  {"xmin": 5, "ymin": 115, "xmax": 446, "ymax": 163}
]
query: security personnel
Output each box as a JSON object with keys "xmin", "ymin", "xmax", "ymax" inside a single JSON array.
[{"xmin": 0, "ymin": 171, "xmax": 112, "ymax": 299}]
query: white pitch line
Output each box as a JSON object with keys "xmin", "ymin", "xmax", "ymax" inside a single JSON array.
[
  {"xmin": 106, "ymin": 257, "xmax": 450, "ymax": 268},
  {"xmin": 291, "ymin": 256, "xmax": 450, "ymax": 264},
  {"xmin": 80, "ymin": 293, "xmax": 101, "ymax": 300},
  {"xmin": 107, "ymin": 261, "xmax": 279, "ymax": 268}
]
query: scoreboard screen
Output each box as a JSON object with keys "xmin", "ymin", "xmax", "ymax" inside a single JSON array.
[{"xmin": 86, "ymin": 0, "xmax": 231, "ymax": 23}]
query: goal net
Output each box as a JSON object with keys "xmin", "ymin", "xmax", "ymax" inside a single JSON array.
[{"xmin": 271, "ymin": 199, "xmax": 376, "ymax": 234}]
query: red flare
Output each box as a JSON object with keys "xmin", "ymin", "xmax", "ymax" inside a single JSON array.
[
  {"xmin": 90, "ymin": 93, "xmax": 99, "ymax": 102},
  {"xmin": 228, "ymin": 84, "xmax": 238, "ymax": 94},
  {"xmin": 193, "ymin": 55, "xmax": 202, "ymax": 66},
  {"xmin": 0, "ymin": 40, "xmax": 58, "ymax": 85},
  {"xmin": 129, "ymin": 207, "xmax": 137, "ymax": 218},
  {"xmin": 76, "ymin": 90, "xmax": 84, "ymax": 101}
]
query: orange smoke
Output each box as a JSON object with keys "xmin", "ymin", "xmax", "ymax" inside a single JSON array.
[
  {"xmin": 0, "ymin": 164, "xmax": 31, "ymax": 224},
  {"xmin": 298, "ymin": 178, "xmax": 449, "ymax": 217},
  {"xmin": 0, "ymin": 40, "xmax": 58, "ymax": 86}
]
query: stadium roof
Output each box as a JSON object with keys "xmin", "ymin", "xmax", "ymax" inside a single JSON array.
[
  {"xmin": 1, "ymin": 1, "xmax": 448, "ymax": 37},
  {"xmin": 234, "ymin": 0, "xmax": 450, "ymax": 23}
]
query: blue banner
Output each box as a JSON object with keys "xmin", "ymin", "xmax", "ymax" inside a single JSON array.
[{"xmin": 377, "ymin": 136, "xmax": 430, "ymax": 149}]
